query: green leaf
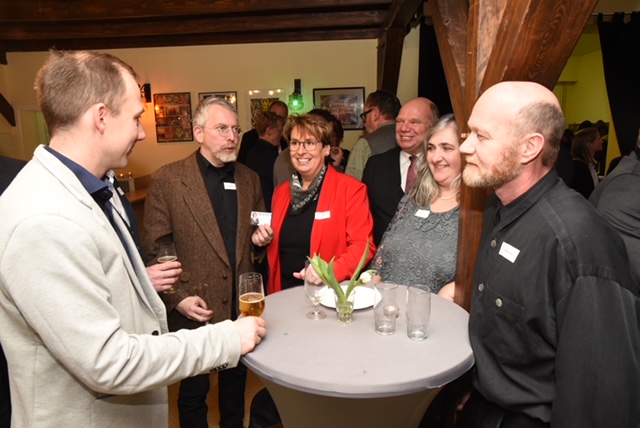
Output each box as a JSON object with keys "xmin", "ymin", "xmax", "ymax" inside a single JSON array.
[{"xmin": 344, "ymin": 239, "xmax": 371, "ymax": 299}]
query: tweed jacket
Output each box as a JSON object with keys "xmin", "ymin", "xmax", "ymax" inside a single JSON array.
[
  {"xmin": 143, "ymin": 151, "xmax": 265, "ymax": 329},
  {"xmin": 0, "ymin": 146, "xmax": 242, "ymax": 427}
]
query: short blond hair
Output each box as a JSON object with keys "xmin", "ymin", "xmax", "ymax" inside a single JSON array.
[{"xmin": 35, "ymin": 50, "xmax": 138, "ymax": 136}]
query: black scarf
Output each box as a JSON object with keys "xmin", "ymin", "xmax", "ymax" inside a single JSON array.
[{"xmin": 289, "ymin": 165, "xmax": 327, "ymax": 215}]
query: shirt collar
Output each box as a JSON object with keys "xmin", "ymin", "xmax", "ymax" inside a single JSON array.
[
  {"xmin": 196, "ymin": 149, "xmax": 235, "ymax": 178},
  {"xmin": 44, "ymin": 146, "xmax": 109, "ymax": 201},
  {"xmin": 401, "ymin": 150, "xmax": 422, "ymax": 164},
  {"xmin": 493, "ymin": 170, "xmax": 559, "ymax": 230}
]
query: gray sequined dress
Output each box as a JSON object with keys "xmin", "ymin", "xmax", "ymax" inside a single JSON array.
[{"xmin": 370, "ymin": 195, "xmax": 459, "ymax": 293}]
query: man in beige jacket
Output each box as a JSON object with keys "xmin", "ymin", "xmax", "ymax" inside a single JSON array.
[{"xmin": 0, "ymin": 50, "xmax": 265, "ymax": 428}]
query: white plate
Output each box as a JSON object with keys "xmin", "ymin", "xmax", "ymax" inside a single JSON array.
[{"xmin": 319, "ymin": 285, "xmax": 378, "ymax": 310}]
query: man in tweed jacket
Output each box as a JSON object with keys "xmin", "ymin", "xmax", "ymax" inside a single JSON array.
[{"xmin": 144, "ymin": 97, "xmax": 265, "ymax": 428}]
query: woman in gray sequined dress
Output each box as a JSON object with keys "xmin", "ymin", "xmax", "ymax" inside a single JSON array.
[{"xmin": 371, "ymin": 114, "xmax": 461, "ymax": 299}]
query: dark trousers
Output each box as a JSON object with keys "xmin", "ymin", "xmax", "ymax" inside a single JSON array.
[
  {"xmin": 0, "ymin": 344, "xmax": 10, "ymax": 428},
  {"xmin": 178, "ymin": 362, "xmax": 248, "ymax": 428},
  {"xmin": 456, "ymin": 390, "xmax": 549, "ymax": 428}
]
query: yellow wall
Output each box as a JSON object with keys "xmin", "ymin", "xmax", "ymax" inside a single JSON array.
[
  {"xmin": 0, "ymin": 27, "xmax": 421, "ymax": 176},
  {"xmin": 555, "ymin": 44, "xmax": 620, "ymax": 166}
]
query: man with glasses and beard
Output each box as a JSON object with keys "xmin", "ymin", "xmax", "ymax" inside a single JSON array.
[{"xmin": 144, "ymin": 97, "xmax": 265, "ymax": 428}]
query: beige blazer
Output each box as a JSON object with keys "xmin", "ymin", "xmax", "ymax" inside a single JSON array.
[
  {"xmin": 0, "ymin": 146, "xmax": 241, "ymax": 427},
  {"xmin": 143, "ymin": 152, "xmax": 265, "ymax": 329}
]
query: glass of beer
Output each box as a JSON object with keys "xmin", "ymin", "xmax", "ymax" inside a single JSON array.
[
  {"xmin": 238, "ymin": 272, "xmax": 265, "ymax": 317},
  {"xmin": 157, "ymin": 242, "xmax": 178, "ymax": 294}
]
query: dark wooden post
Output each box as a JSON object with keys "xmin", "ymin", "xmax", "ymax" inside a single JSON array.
[{"xmin": 430, "ymin": 0, "xmax": 599, "ymax": 311}]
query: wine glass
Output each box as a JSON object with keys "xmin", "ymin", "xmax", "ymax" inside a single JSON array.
[
  {"xmin": 193, "ymin": 283, "xmax": 210, "ymax": 325},
  {"xmin": 304, "ymin": 262, "xmax": 326, "ymax": 320},
  {"xmin": 157, "ymin": 242, "xmax": 178, "ymax": 294},
  {"xmin": 238, "ymin": 272, "xmax": 265, "ymax": 317}
]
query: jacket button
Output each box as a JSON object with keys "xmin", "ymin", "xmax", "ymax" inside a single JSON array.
[
  {"xmin": 222, "ymin": 298, "xmax": 228, "ymax": 303},
  {"xmin": 478, "ymin": 283, "xmax": 484, "ymax": 292},
  {"xmin": 495, "ymin": 298, "xmax": 503, "ymax": 307},
  {"xmin": 223, "ymin": 274, "xmax": 228, "ymax": 279},
  {"xmin": 151, "ymin": 330, "xmax": 159, "ymax": 336},
  {"xmin": 490, "ymin": 239, "xmax": 497, "ymax": 248}
]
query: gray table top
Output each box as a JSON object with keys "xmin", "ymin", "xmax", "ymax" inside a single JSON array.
[{"xmin": 242, "ymin": 285, "xmax": 474, "ymax": 399}]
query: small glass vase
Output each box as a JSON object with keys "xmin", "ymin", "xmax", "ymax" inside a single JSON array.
[{"xmin": 334, "ymin": 289, "xmax": 356, "ymax": 324}]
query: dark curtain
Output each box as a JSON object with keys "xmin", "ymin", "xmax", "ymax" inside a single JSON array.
[
  {"xmin": 598, "ymin": 12, "xmax": 640, "ymax": 155},
  {"xmin": 418, "ymin": 20, "xmax": 453, "ymax": 115}
]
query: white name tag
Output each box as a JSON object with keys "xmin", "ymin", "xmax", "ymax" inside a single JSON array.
[
  {"xmin": 499, "ymin": 242, "xmax": 520, "ymax": 263},
  {"xmin": 223, "ymin": 182, "xmax": 237, "ymax": 190},
  {"xmin": 117, "ymin": 187, "xmax": 125, "ymax": 196},
  {"xmin": 315, "ymin": 211, "xmax": 331, "ymax": 220},
  {"xmin": 415, "ymin": 209, "xmax": 430, "ymax": 218}
]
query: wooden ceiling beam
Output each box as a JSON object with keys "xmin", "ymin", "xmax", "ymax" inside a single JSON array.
[
  {"xmin": 1, "ymin": 0, "xmax": 391, "ymax": 21},
  {"xmin": 0, "ymin": 29, "xmax": 380, "ymax": 53},
  {"xmin": 1, "ymin": 11, "xmax": 385, "ymax": 41},
  {"xmin": 380, "ymin": 0, "xmax": 425, "ymax": 35}
]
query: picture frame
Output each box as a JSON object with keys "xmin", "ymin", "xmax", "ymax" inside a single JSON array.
[
  {"xmin": 246, "ymin": 88, "xmax": 285, "ymax": 129},
  {"xmin": 153, "ymin": 93, "xmax": 193, "ymax": 142},
  {"xmin": 313, "ymin": 87, "xmax": 366, "ymax": 130},
  {"xmin": 198, "ymin": 91, "xmax": 238, "ymax": 109}
]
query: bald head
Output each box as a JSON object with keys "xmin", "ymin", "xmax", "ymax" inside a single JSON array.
[
  {"xmin": 477, "ymin": 81, "xmax": 565, "ymax": 166},
  {"xmin": 396, "ymin": 97, "xmax": 439, "ymax": 155}
]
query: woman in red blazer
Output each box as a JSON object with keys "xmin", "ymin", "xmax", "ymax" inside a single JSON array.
[{"xmin": 252, "ymin": 113, "xmax": 375, "ymax": 293}]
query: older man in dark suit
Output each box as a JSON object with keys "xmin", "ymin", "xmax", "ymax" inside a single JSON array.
[
  {"xmin": 0, "ymin": 155, "xmax": 27, "ymax": 428},
  {"xmin": 362, "ymin": 97, "xmax": 439, "ymax": 245},
  {"xmin": 144, "ymin": 97, "xmax": 265, "ymax": 428}
]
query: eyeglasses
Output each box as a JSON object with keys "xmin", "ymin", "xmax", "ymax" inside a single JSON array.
[
  {"xmin": 204, "ymin": 124, "xmax": 242, "ymax": 137},
  {"xmin": 289, "ymin": 139, "xmax": 320, "ymax": 151},
  {"xmin": 359, "ymin": 109, "xmax": 374, "ymax": 122}
]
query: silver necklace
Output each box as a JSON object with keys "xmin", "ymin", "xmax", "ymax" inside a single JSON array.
[{"xmin": 439, "ymin": 193, "xmax": 457, "ymax": 200}]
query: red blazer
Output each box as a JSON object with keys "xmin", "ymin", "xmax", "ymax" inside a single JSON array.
[{"xmin": 267, "ymin": 166, "xmax": 375, "ymax": 293}]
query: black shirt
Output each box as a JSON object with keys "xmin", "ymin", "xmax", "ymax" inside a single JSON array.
[
  {"xmin": 470, "ymin": 170, "xmax": 640, "ymax": 426},
  {"xmin": 196, "ymin": 150, "xmax": 238, "ymax": 274},
  {"xmin": 279, "ymin": 198, "xmax": 319, "ymax": 290}
]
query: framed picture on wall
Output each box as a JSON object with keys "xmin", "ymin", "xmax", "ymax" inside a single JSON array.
[
  {"xmin": 313, "ymin": 87, "xmax": 365, "ymax": 130},
  {"xmin": 198, "ymin": 91, "xmax": 238, "ymax": 110},
  {"xmin": 246, "ymin": 88, "xmax": 285, "ymax": 129},
  {"xmin": 153, "ymin": 92, "xmax": 193, "ymax": 142}
]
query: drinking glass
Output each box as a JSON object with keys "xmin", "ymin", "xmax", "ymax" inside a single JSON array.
[
  {"xmin": 406, "ymin": 287, "xmax": 431, "ymax": 341},
  {"xmin": 193, "ymin": 283, "xmax": 210, "ymax": 325},
  {"xmin": 157, "ymin": 242, "xmax": 178, "ymax": 294},
  {"xmin": 238, "ymin": 272, "xmax": 265, "ymax": 317},
  {"xmin": 303, "ymin": 261, "xmax": 327, "ymax": 320}
]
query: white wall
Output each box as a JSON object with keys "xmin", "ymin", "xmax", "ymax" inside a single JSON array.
[{"xmin": 1, "ymin": 27, "xmax": 422, "ymax": 176}]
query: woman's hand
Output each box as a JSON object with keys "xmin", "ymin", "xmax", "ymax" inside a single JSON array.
[
  {"xmin": 293, "ymin": 264, "xmax": 321, "ymax": 284},
  {"xmin": 252, "ymin": 224, "xmax": 274, "ymax": 247},
  {"xmin": 437, "ymin": 281, "xmax": 455, "ymax": 302}
]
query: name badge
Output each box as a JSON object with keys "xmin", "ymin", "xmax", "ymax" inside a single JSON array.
[
  {"xmin": 315, "ymin": 211, "xmax": 331, "ymax": 220},
  {"xmin": 499, "ymin": 242, "xmax": 520, "ymax": 263},
  {"xmin": 223, "ymin": 182, "xmax": 237, "ymax": 190},
  {"xmin": 117, "ymin": 187, "xmax": 125, "ymax": 196},
  {"xmin": 415, "ymin": 209, "xmax": 430, "ymax": 218}
]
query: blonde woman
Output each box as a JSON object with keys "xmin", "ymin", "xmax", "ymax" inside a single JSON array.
[{"xmin": 370, "ymin": 114, "xmax": 461, "ymax": 300}]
